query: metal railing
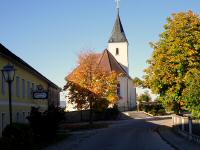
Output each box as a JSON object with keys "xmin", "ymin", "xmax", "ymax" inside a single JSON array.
[{"xmin": 172, "ymin": 115, "xmax": 200, "ymax": 143}]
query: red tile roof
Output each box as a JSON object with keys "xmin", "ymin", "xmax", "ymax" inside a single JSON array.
[
  {"xmin": 66, "ymin": 49, "xmax": 131, "ymax": 81},
  {"xmin": 98, "ymin": 49, "xmax": 128, "ymax": 76}
]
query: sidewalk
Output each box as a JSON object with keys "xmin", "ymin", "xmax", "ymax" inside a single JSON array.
[
  {"xmin": 158, "ymin": 126, "xmax": 200, "ymax": 150},
  {"xmin": 141, "ymin": 111, "xmax": 200, "ymax": 150}
]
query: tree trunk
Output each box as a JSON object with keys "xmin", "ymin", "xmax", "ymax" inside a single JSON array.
[
  {"xmin": 89, "ymin": 99, "xmax": 93, "ymax": 125},
  {"xmin": 178, "ymin": 101, "xmax": 182, "ymax": 114},
  {"xmin": 80, "ymin": 108, "xmax": 83, "ymax": 122}
]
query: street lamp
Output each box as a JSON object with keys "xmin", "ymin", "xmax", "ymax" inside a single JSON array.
[{"xmin": 1, "ymin": 64, "xmax": 16, "ymax": 125}]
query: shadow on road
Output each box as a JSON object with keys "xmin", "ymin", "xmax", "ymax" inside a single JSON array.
[{"xmin": 45, "ymin": 111, "xmax": 186, "ymax": 150}]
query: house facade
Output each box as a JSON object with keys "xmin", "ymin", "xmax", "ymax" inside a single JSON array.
[{"xmin": 0, "ymin": 43, "xmax": 60, "ymax": 136}]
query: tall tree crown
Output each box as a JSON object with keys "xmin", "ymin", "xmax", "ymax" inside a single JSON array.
[{"xmin": 144, "ymin": 10, "xmax": 200, "ymax": 112}]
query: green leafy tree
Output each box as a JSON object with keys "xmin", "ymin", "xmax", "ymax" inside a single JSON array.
[
  {"xmin": 137, "ymin": 91, "xmax": 152, "ymax": 102},
  {"xmin": 144, "ymin": 10, "xmax": 200, "ymax": 113},
  {"xmin": 183, "ymin": 69, "xmax": 200, "ymax": 118},
  {"xmin": 133, "ymin": 77, "xmax": 143, "ymax": 87}
]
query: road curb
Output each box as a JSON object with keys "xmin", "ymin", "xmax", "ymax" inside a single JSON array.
[
  {"xmin": 141, "ymin": 111, "xmax": 154, "ymax": 117},
  {"xmin": 157, "ymin": 127, "xmax": 180, "ymax": 150}
]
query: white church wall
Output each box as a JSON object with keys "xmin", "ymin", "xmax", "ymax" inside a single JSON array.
[
  {"xmin": 118, "ymin": 77, "xmax": 126, "ymax": 108},
  {"xmin": 108, "ymin": 42, "xmax": 129, "ymax": 73},
  {"xmin": 128, "ymin": 79, "xmax": 136, "ymax": 108},
  {"xmin": 118, "ymin": 76, "xmax": 130, "ymax": 111},
  {"xmin": 65, "ymin": 89, "xmax": 76, "ymax": 112},
  {"xmin": 117, "ymin": 77, "xmax": 136, "ymax": 111}
]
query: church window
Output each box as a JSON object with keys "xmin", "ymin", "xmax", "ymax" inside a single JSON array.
[
  {"xmin": 117, "ymin": 83, "xmax": 120, "ymax": 96},
  {"xmin": 116, "ymin": 48, "xmax": 119, "ymax": 55}
]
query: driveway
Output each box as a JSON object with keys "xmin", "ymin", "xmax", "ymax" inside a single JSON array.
[{"xmin": 45, "ymin": 111, "xmax": 174, "ymax": 150}]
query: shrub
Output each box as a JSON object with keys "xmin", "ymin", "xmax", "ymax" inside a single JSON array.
[
  {"xmin": 0, "ymin": 106, "xmax": 66, "ymax": 150},
  {"xmin": 1, "ymin": 123, "xmax": 33, "ymax": 150},
  {"xmin": 140, "ymin": 102, "xmax": 166, "ymax": 116},
  {"xmin": 93, "ymin": 98, "xmax": 109, "ymax": 112},
  {"xmin": 150, "ymin": 109, "xmax": 157, "ymax": 116},
  {"xmin": 157, "ymin": 109, "xmax": 166, "ymax": 115},
  {"xmin": 27, "ymin": 105, "xmax": 65, "ymax": 141},
  {"xmin": 104, "ymin": 106, "xmax": 119, "ymax": 120},
  {"xmin": 94, "ymin": 105, "xmax": 119, "ymax": 120}
]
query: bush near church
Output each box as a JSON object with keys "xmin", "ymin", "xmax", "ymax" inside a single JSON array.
[
  {"xmin": 94, "ymin": 105, "xmax": 120, "ymax": 120},
  {"xmin": 140, "ymin": 102, "xmax": 166, "ymax": 116}
]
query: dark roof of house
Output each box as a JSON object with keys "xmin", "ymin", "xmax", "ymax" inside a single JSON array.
[
  {"xmin": 108, "ymin": 13, "xmax": 128, "ymax": 43},
  {"xmin": 98, "ymin": 49, "xmax": 128, "ymax": 76},
  {"xmin": 0, "ymin": 43, "xmax": 61, "ymax": 90}
]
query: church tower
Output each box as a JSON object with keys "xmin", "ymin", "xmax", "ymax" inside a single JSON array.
[{"xmin": 108, "ymin": 2, "xmax": 129, "ymax": 73}]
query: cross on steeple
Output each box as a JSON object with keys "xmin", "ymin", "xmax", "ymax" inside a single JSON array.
[
  {"xmin": 116, "ymin": 0, "xmax": 120, "ymax": 12},
  {"xmin": 109, "ymin": 0, "xmax": 127, "ymax": 43},
  {"xmin": 108, "ymin": 0, "xmax": 129, "ymax": 74}
]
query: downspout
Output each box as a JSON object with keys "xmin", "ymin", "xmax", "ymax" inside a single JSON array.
[{"xmin": 48, "ymin": 84, "xmax": 50, "ymax": 109}]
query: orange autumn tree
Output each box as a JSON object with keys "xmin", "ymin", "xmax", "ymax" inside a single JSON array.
[{"xmin": 64, "ymin": 52, "xmax": 119, "ymax": 123}]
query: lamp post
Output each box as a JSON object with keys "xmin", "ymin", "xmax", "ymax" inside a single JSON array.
[{"xmin": 1, "ymin": 64, "xmax": 16, "ymax": 125}]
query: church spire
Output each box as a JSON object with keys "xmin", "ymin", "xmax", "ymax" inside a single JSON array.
[
  {"xmin": 116, "ymin": 0, "xmax": 120, "ymax": 14},
  {"xmin": 108, "ymin": 0, "xmax": 128, "ymax": 43}
]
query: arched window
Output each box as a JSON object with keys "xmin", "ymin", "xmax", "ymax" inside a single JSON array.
[{"xmin": 116, "ymin": 48, "xmax": 119, "ymax": 55}]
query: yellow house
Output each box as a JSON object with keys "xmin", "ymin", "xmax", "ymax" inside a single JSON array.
[{"xmin": 0, "ymin": 43, "xmax": 61, "ymax": 136}]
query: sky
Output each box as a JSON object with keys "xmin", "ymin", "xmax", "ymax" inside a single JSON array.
[{"xmin": 1, "ymin": 0, "xmax": 200, "ymax": 96}]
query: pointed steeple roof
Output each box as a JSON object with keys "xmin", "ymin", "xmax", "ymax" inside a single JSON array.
[{"xmin": 108, "ymin": 13, "xmax": 128, "ymax": 43}]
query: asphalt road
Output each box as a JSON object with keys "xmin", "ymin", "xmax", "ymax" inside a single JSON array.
[{"xmin": 45, "ymin": 112, "xmax": 174, "ymax": 150}]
